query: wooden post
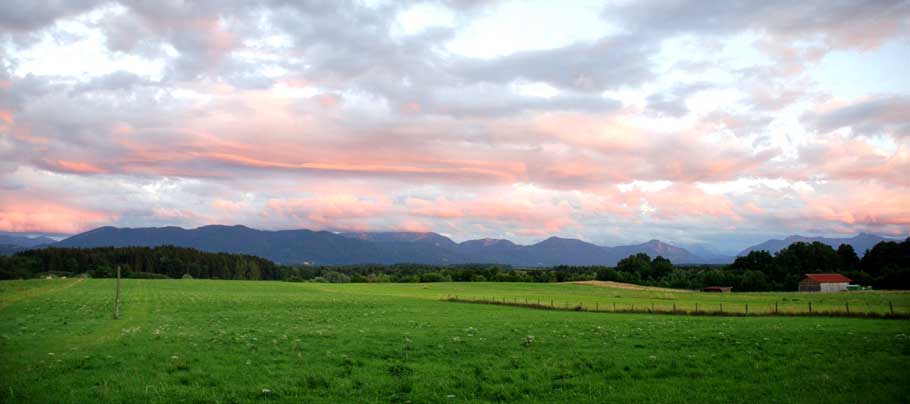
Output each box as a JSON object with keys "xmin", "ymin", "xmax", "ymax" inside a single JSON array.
[
  {"xmin": 845, "ymin": 302, "xmax": 849, "ymax": 314},
  {"xmin": 651, "ymin": 303, "xmax": 654, "ymax": 313},
  {"xmin": 745, "ymin": 304, "xmax": 748, "ymax": 315},
  {"xmin": 775, "ymin": 302, "xmax": 778, "ymax": 314},
  {"xmin": 113, "ymin": 266, "xmax": 121, "ymax": 320},
  {"xmin": 673, "ymin": 303, "xmax": 676, "ymax": 312},
  {"xmin": 889, "ymin": 301, "xmax": 894, "ymax": 315},
  {"xmin": 613, "ymin": 302, "xmax": 616, "ymax": 312},
  {"xmin": 808, "ymin": 302, "xmax": 812, "ymax": 313},
  {"xmin": 695, "ymin": 303, "xmax": 699, "ymax": 312},
  {"xmin": 595, "ymin": 302, "xmax": 599, "ymax": 311}
]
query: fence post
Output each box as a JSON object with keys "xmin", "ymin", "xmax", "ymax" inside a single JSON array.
[
  {"xmin": 808, "ymin": 302, "xmax": 812, "ymax": 313},
  {"xmin": 845, "ymin": 301, "xmax": 849, "ymax": 314},
  {"xmin": 775, "ymin": 302, "xmax": 778, "ymax": 314},
  {"xmin": 631, "ymin": 303, "xmax": 634, "ymax": 311},
  {"xmin": 745, "ymin": 304, "xmax": 748, "ymax": 315},
  {"xmin": 113, "ymin": 266, "xmax": 121, "ymax": 320},
  {"xmin": 695, "ymin": 303, "xmax": 699, "ymax": 312},
  {"xmin": 595, "ymin": 302, "xmax": 599, "ymax": 311},
  {"xmin": 651, "ymin": 303, "xmax": 654, "ymax": 313},
  {"xmin": 890, "ymin": 301, "xmax": 894, "ymax": 315},
  {"xmin": 673, "ymin": 303, "xmax": 676, "ymax": 312}
]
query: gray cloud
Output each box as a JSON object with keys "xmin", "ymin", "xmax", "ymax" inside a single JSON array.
[
  {"xmin": 0, "ymin": 0, "xmax": 104, "ymax": 32},
  {"xmin": 808, "ymin": 96, "xmax": 910, "ymax": 138}
]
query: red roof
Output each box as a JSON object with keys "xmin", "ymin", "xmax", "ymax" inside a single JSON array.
[{"xmin": 804, "ymin": 273, "xmax": 852, "ymax": 283}]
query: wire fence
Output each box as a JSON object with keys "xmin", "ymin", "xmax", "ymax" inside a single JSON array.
[{"xmin": 441, "ymin": 295, "xmax": 910, "ymax": 320}]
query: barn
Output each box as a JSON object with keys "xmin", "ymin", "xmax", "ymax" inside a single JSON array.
[{"xmin": 798, "ymin": 273, "xmax": 852, "ymax": 292}]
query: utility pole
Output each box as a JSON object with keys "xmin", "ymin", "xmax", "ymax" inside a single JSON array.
[{"xmin": 114, "ymin": 266, "xmax": 121, "ymax": 320}]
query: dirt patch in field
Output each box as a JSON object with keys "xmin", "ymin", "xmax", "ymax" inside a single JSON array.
[{"xmin": 566, "ymin": 280, "xmax": 694, "ymax": 293}]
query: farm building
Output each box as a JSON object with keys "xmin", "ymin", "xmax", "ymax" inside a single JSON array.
[
  {"xmin": 798, "ymin": 273, "xmax": 852, "ymax": 292},
  {"xmin": 702, "ymin": 286, "xmax": 732, "ymax": 292}
]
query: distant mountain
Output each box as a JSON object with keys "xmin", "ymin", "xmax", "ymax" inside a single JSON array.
[
  {"xmin": 54, "ymin": 225, "xmax": 714, "ymax": 266},
  {"xmin": 610, "ymin": 240, "xmax": 707, "ymax": 265},
  {"xmin": 738, "ymin": 233, "xmax": 901, "ymax": 257},
  {"xmin": 340, "ymin": 231, "xmax": 459, "ymax": 249},
  {"xmin": 677, "ymin": 243, "xmax": 735, "ymax": 264},
  {"xmin": 0, "ymin": 234, "xmax": 57, "ymax": 248}
]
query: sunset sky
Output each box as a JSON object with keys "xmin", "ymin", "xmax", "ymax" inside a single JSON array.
[{"xmin": 1, "ymin": 1, "xmax": 908, "ymax": 253}]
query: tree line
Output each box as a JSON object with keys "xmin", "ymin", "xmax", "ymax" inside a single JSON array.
[
  {"xmin": 0, "ymin": 246, "xmax": 281, "ymax": 280},
  {"xmin": 0, "ymin": 239, "xmax": 907, "ymax": 290}
]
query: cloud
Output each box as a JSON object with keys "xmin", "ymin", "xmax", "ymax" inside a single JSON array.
[
  {"xmin": 808, "ymin": 95, "xmax": 910, "ymax": 138},
  {"xmin": 0, "ymin": 0, "xmax": 907, "ymax": 251},
  {"xmin": 0, "ymin": 0, "xmax": 103, "ymax": 32},
  {"xmin": 0, "ymin": 196, "xmax": 116, "ymax": 233}
]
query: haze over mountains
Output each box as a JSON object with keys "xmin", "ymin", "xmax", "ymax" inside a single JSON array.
[{"xmin": 2, "ymin": 226, "xmax": 903, "ymax": 266}]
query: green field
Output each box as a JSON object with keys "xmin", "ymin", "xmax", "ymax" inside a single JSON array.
[{"xmin": 1, "ymin": 279, "xmax": 909, "ymax": 403}]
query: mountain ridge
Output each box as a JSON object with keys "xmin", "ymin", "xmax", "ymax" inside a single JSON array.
[
  {"xmin": 50, "ymin": 225, "xmax": 716, "ymax": 266},
  {"xmin": 737, "ymin": 233, "xmax": 903, "ymax": 257}
]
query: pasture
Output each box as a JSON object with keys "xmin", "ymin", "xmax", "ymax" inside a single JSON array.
[{"xmin": 1, "ymin": 279, "xmax": 909, "ymax": 403}]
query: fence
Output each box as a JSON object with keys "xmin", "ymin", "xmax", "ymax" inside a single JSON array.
[{"xmin": 441, "ymin": 296, "xmax": 909, "ymax": 320}]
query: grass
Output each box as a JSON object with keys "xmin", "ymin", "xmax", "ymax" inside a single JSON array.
[
  {"xmin": 0, "ymin": 279, "xmax": 908, "ymax": 403},
  {"xmin": 309, "ymin": 281, "xmax": 910, "ymax": 315}
]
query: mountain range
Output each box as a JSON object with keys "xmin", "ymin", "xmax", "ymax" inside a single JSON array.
[
  {"xmin": 736, "ymin": 233, "xmax": 900, "ymax": 257},
  {"xmin": 3, "ymin": 225, "xmax": 903, "ymax": 266},
  {"xmin": 0, "ymin": 234, "xmax": 58, "ymax": 248},
  {"xmin": 46, "ymin": 225, "xmax": 709, "ymax": 266}
]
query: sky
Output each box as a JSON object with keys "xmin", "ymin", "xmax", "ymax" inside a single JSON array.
[{"xmin": 0, "ymin": 0, "xmax": 908, "ymax": 254}]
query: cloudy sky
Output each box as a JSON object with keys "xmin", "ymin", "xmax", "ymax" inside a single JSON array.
[{"xmin": 1, "ymin": 0, "xmax": 908, "ymax": 253}]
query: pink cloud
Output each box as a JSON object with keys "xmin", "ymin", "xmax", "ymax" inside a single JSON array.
[
  {"xmin": 43, "ymin": 160, "xmax": 109, "ymax": 175},
  {"xmin": 266, "ymin": 195, "xmax": 391, "ymax": 228},
  {"xmin": 0, "ymin": 197, "xmax": 117, "ymax": 234},
  {"xmin": 801, "ymin": 182, "xmax": 910, "ymax": 226}
]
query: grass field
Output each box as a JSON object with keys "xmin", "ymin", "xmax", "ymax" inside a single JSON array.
[{"xmin": 1, "ymin": 279, "xmax": 909, "ymax": 403}]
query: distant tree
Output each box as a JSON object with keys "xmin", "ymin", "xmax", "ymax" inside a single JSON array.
[
  {"xmin": 616, "ymin": 253, "xmax": 651, "ymax": 275},
  {"xmin": 322, "ymin": 271, "xmax": 351, "ymax": 283},
  {"xmin": 774, "ymin": 242, "xmax": 840, "ymax": 288},
  {"xmin": 836, "ymin": 244, "xmax": 861, "ymax": 272},
  {"xmin": 650, "ymin": 256, "xmax": 674, "ymax": 280}
]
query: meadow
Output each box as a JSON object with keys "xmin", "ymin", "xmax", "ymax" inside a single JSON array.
[{"xmin": 1, "ymin": 279, "xmax": 909, "ymax": 403}]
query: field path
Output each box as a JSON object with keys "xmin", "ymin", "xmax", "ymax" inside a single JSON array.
[
  {"xmin": 567, "ymin": 280, "xmax": 695, "ymax": 292},
  {"xmin": 0, "ymin": 278, "xmax": 86, "ymax": 311}
]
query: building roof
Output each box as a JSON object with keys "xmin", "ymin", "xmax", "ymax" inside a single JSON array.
[{"xmin": 803, "ymin": 273, "xmax": 852, "ymax": 283}]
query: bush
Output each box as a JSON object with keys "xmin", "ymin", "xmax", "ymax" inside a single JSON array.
[
  {"xmin": 182, "ymin": 273, "xmax": 194, "ymax": 279},
  {"xmin": 322, "ymin": 271, "xmax": 351, "ymax": 283},
  {"xmin": 127, "ymin": 272, "xmax": 170, "ymax": 279}
]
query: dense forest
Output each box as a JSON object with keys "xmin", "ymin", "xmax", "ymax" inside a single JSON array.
[
  {"xmin": 1, "ymin": 239, "xmax": 908, "ymax": 290},
  {"xmin": 0, "ymin": 246, "xmax": 281, "ymax": 281}
]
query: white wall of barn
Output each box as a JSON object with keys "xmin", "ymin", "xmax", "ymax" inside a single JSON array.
[{"xmin": 820, "ymin": 282, "xmax": 848, "ymax": 292}]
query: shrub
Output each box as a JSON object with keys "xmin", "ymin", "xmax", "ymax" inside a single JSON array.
[
  {"xmin": 322, "ymin": 271, "xmax": 351, "ymax": 283},
  {"xmin": 127, "ymin": 272, "xmax": 169, "ymax": 279},
  {"xmin": 181, "ymin": 273, "xmax": 194, "ymax": 279}
]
